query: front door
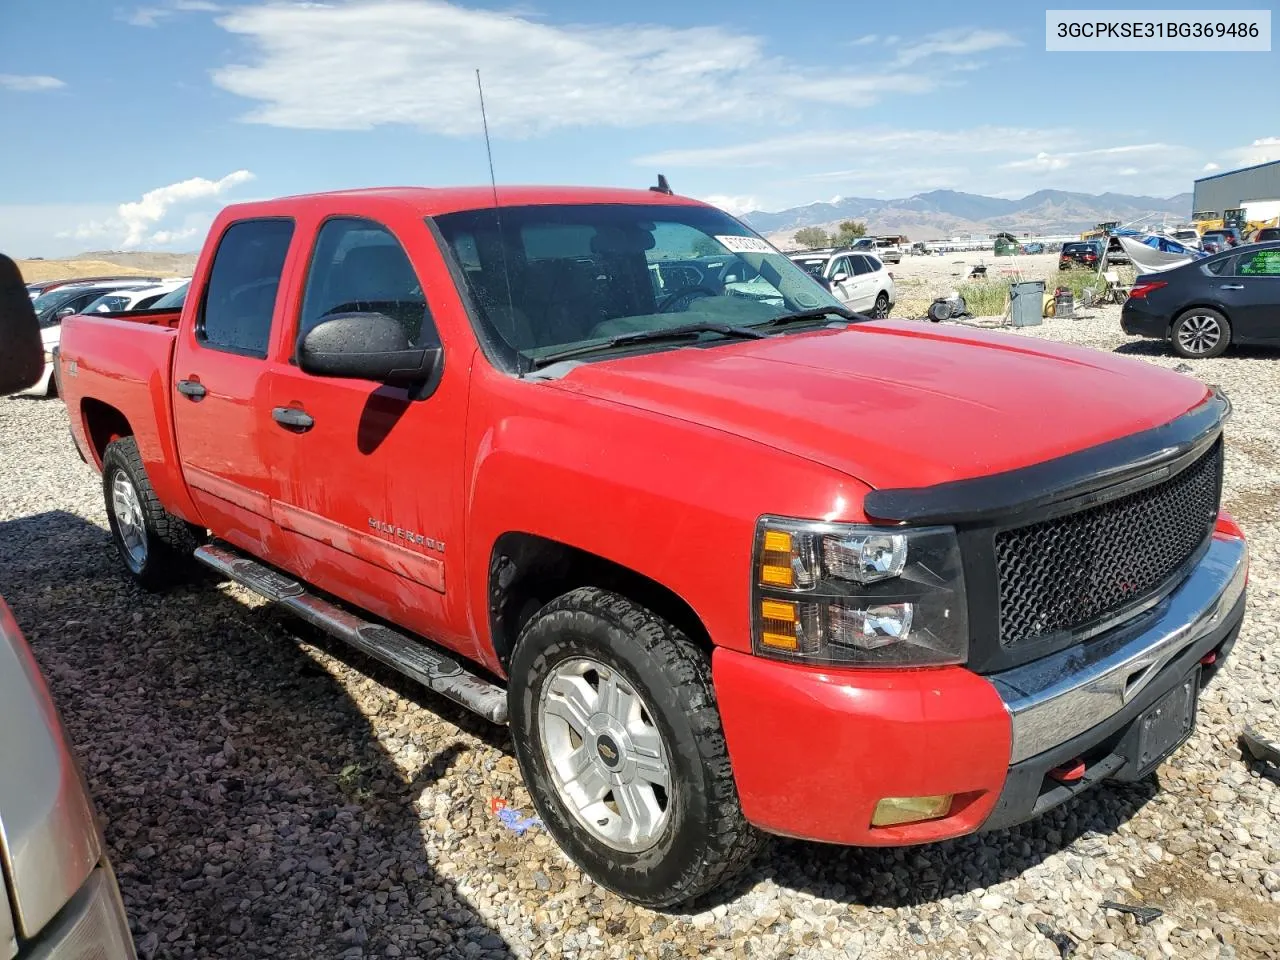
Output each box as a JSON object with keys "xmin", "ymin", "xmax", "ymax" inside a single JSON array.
[
  {"xmin": 265, "ymin": 214, "xmax": 473, "ymax": 655},
  {"xmin": 171, "ymin": 217, "xmax": 296, "ymax": 552},
  {"xmin": 828, "ymin": 256, "xmax": 859, "ymax": 308},
  {"xmin": 1225, "ymin": 247, "xmax": 1280, "ymax": 343}
]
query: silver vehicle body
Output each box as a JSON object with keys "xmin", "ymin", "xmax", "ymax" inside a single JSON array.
[{"xmin": 0, "ymin": 597, "xmax": 136, "ymax": 960}]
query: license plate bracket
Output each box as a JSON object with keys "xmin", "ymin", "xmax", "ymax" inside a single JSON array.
[{"xmin": 1133, "ymin": 668, "xmax": 1200, "ymax": 776}]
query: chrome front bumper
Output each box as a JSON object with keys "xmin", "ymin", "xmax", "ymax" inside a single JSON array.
[{"xmin": 991, "ymin": 535, "xmax": 1248, "ymax": 764}]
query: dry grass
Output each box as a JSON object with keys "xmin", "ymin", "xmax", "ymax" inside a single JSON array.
[
  {"xmin": 17, "ymin": 252, "xmax": 197, "ymax": 283},
  {"xmin": 17, "ymin": 259, "xmax": 160, "ymax": 282}
]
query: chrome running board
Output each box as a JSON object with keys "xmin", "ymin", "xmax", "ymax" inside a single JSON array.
[{"xmin": 194, "ymin": 542, "xmax": 508, "ymax": 723}]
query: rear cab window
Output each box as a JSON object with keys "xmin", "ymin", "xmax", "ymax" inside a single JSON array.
[{"xmin": 198, "ymin": 218, "xmax": 295, "ymax": 358}]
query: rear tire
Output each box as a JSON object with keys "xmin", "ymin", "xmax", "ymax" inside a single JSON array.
[
  {"xmin": 102, "ymin": 437, "xmax": 203, "ymax": 590},
  {"xmin": 873, "ymin": 292, "xmax": 890, "ymax": 318},
  {"xmin": 507, "ymin": 587, "xmax": 763, "ymax": 908},
  {"xmin": 1171, "ymin": 308, "xmax": 1230, "ymax": 359}
]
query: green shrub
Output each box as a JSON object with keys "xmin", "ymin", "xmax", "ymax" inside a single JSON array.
[{"xmin": 957, "ymin": 281, "xmax": 1010, "ymax": 317}]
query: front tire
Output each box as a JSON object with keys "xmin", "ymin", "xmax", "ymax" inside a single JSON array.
[
  {"xmin": 102, "ymin": 437, "xmax": 202, "ymax": 590},
  {"xmin": 1171, "ymin": 308, "xmax": 1230, "ymax": 359},
  {"xmin": 873, "ymin": 292, "xmax": 890, "ymax": 318},
  {"xmin": 507, "ymin": 587, "xmax": 763, "ymax": 908}
]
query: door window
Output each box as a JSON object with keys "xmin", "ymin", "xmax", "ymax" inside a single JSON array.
[
  {"xmin": 850, "ymin": 256, "xmax": 874, "ymax": 276},
  {"xmin": 1235, "ymin": 249, "xmax": 1280, "ymax": 276},
  {"xmin": 199, "ymin": 218, "xmax": 295, "ymax": 357},
  {"xmin": 830, "ymin": 257, "xmax": 852, "ymax": 280},
  {"xmin": 299, "ymin": 217, "xmax": 436, "ymax": 348}
]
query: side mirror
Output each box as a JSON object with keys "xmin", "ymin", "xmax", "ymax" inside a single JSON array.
[
  {"xmin": 0, "ymin": 254, "xmax": 43, "ymax": 395},
  {"xmin": 56, "ymin": 305, "xmax": 77, "ymax": 319},
  {"xmin": 297, "ymin": 312, "xmax": 443, "ymax": 400},
  {"xmin": 831, "ymin": 271, "xmax": 850, "ymax": 284}
]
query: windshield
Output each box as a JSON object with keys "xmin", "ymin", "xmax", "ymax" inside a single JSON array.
[
  {"xmin": 84, "ymin": 294, "xmax": 131, "ymax": 313},
  {"xmin": 150, "ymin": 281, "xmax": 189, "ymax": 309},
  {"xmin": 432, "ymin": 203, "xmax": 843, "ymax": 367},
  {"xmin": 790, "ymin": 257, "xmax": 830, "ymax": 277}
]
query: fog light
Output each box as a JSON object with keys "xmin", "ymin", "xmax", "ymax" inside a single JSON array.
[{"xmin": 871, "ymin": 794, "xmax": 953, "ymax": 827}]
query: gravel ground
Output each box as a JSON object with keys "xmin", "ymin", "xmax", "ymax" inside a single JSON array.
[{"xmin": 1, "ymin": 308, "xmax": 1278, "ymax": 959}]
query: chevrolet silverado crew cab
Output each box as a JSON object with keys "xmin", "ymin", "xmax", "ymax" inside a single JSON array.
[{"xmin": 56, "ymin": 186, "xmax": 1249, "ymax": 907}]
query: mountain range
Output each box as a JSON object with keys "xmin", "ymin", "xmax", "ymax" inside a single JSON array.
[{"xmin": 742, "ymin": 189, "xmax": 1195, "ymax": 246}]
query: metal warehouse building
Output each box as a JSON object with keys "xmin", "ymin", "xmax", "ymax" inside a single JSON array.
[{"xmin": 1193, "ymin": 159, "xmax": 1280, "ymax": 217}]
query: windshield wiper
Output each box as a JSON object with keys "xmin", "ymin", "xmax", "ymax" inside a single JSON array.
[
  {"xmin": 764, "ymin": 305, "xmax": 867, "ymax": 326},
  {"xmin": 528, "ymin": 321, "xmax": 768, "ymax": 369}
]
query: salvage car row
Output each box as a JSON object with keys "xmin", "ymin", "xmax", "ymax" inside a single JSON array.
[{"xmin": 21, "ymin": 276, "xmax": 190, "ymax": 396}]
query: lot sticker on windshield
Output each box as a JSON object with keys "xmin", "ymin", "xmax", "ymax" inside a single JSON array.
[{"xmin": 716, "ymin": 235, "xmax": 774, "ymax": 254}]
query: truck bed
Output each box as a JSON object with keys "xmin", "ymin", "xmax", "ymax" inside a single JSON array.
[{"xmin": 58, "ymin": 312, "xmax": 197, "ymax": 522}]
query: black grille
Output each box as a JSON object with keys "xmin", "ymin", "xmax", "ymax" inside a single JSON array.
[{"xmin": 995, "ymin": 440, "xmax": 1222, "ymax": 646}]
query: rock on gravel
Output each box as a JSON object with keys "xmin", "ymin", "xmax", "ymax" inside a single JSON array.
[{"xmin": 2, "ymin": 306, "xmax": 1278, "ymax": 959}]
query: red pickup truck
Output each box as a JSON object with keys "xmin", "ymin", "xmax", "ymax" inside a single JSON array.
[{"xmin": 57, "ymin": 186, "xmax": 1249, "ymax": 907}]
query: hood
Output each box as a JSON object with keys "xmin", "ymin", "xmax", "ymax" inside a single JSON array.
[{"xmin": 549, "ymin": 321, "xmax": 1210, "ymax": 492}]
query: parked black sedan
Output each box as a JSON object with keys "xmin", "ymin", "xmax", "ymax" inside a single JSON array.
[
  {"xmin": 1121, "ymin": 241, "xmax": 1280, "ymax": 358},
  {"xmin": 1059, "ymin": 240, "xmax": 1102, "ymax": 269}
]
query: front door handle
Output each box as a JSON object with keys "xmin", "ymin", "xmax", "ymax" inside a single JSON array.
[
  {"xmin": 272, "ymin": 406, "xmax": 315, "ymax": 432},
  {"xmin": 176, "ymin": 379, "xmax": 206, "ymax": 400},
  {"xmin": 1219, "ymin": 284, "xmax": 1244, "ymax": 290}
]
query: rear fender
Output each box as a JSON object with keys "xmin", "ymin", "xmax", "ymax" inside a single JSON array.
[{"xmin": 61, "ymin": 316, "xmax": 202, "ymax": 526}]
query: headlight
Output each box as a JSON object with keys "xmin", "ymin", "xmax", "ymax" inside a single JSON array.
[{"xmin": 752, "ymin": 516, "xmax": 968, "ymax": 667}]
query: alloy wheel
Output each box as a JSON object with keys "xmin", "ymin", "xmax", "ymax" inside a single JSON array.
[
  {"xmin": 1177, "ymin": 314, "xmax": 1222, "ymax": 355},
  {"xmin": 538, "ymin": 657, "xmax": 672, "ymax": 853},
  {"xmin": 111, "ymin": 472, "xmax": 148, "ymax": 571}
]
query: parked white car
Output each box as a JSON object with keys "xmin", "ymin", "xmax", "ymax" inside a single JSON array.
[
  {"xmin": 21, "ymin": 279, "xmax": 188, "ymax": 398},
  {"xmin": 80, "ymin": 278, "xmax": 189, "ymax": 316},
  {"xmin": 787, "ymin": 250, "xmax": 896, "ymax": 316}
]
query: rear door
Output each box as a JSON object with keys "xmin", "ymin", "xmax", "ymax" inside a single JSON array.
[
  {"xmin": 1225, "ymin": 247, "xmax": 1280, "ymax": 343},
  {"xmin": 171, "ymin": 217, "xmax": 297, "ymax": 550},
  {"xmin": 848, "ymin": 255, "xmax": 877, "ymax": 311},
  {"xmin": 265, "ymin": 214, "xmax": 473, "ymax": 655}
]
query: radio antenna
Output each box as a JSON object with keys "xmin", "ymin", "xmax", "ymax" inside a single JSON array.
[{"xmin": 475, "ymin": 69, "xmax": 521, "ymax": 373}]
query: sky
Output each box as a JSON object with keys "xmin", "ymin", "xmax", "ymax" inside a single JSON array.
[{"xmin": 1, "ymin": 0, "xmax": 1276, "ymax": 256}]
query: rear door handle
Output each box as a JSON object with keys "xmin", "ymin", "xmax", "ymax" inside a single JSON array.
[
  {"xmin": 176, "ymin": 379, "xmax": 206, "ymax": 400},
  {"xmin": 1219, "ymin": 284, "xmax": 1244, "ymax": 290},
  {"xmin": 272, "ymin": 406, "xmax": 315, "ymax": 432}
]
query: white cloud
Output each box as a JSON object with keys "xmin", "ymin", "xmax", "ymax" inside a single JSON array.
[
  {"xmin": 124, "ymin": 6, "xmax": 168, "ymax": 26},
  {"xmin": 123, "ymin": 1, "xmax": 220, "ymax": 27},
  {"xmin": 638, "ymin": 126, "xmax": 1062, "ymax": 169},
  {"xmin": 1000, "ymin": 142, "xmax": 1178, "ymax": 172},
  {"xmin": 1203, "ymin": 162, "xmax": 1221, "ymax": 172},
  {"xmin": 698, "ymin": 195, "xmax": 759, "ymax": 216},
  {"xmin": 210, "ymin": 1, "xmax": 963, "ymax": 136},
  {"xmin": 66, "ymin": 170, "xmax": 254, "ymax": 249},
  {"xmin": 0, "ymin": 74, "xmax": 65, "ymax": 92},
  {"xmin": 638, "ymin": 127, "xmax": 1205, "ymax": 204},
  {"xmin": 850, "ymin": 34, "xmax": 879, "ymax": 46},
  {"xmin": 893, "ymin": 28, "xmax": 1021, "ymax": 67},
  {"xmin": 1220, "ymin": 136, "xmax": 1280, "ymax": 168}
]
